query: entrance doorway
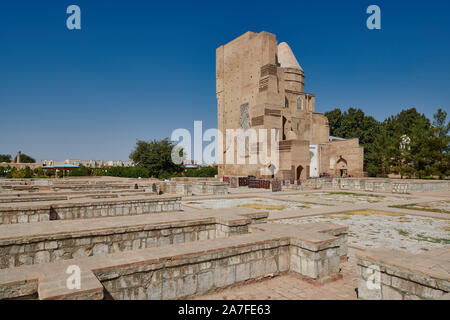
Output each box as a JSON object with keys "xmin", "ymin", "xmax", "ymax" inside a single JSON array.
[
  {"xmin": 296, "ymin": 165, "xmax": 303, "ymax": 180},
  {"xmin": 282, "ymin": 117, "xmax": 287, "ymax": 140},
  {"xmin": 336, "ymin": 157, "xmax": 348, "ymax": 177}
]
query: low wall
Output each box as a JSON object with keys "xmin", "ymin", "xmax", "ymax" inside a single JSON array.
[
  {"xmin": 0, "ymin": 178, "xmax": 161, "ymax": 193},
  {"xmin": 356, "ymin": 248, "xmax": 449, "ymax": 300},
  {"xmin": 0, "ymin": 196, "xmax": 181, "ymax": 225},
  {"xmin": 0, "ymin": 208, "xmax": 268, "ymax": 269},
  {"xmin": 0, "ymin": 222, "xmax": 348, "ymax": 300},
  {"xmin": 0, "ymin": 190, "xmax": 158, "ymax": 203},
  {"xmin": 196, "ymin": 182, "xmax": 229, "ymax": 195},
  {"xmin": 303, "ymin": 178, "xmax": 450, "ymax": 193},
  {"xmin": 176, "ymin": 183, "xmax": 192, "ymax": 196},
  {"xmin": 162, "ymin": 181, "xmax": 228, "ymax": 196}
]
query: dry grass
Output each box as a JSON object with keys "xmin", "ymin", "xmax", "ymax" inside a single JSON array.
[
  {"xmin": 238, "ymin": 203, "xmax": 287, "ymax": 210},
  {"xmin": 390, "ymin": 203, "xmax": 450, "ymax": 214},
  {"xmin": 300, "ymin": 201, "xmax": 334, "ymax": 206},
  {"xmin": 342, "ymin": 209, "xmax": 405, "ymax": 217},
  {"xmin": 325, "ymin": 215, "xmax": 351, "ymax": 220},
  {"xmin": 326, "ymin": 192, "xmax": 384, "ymax": 198}
]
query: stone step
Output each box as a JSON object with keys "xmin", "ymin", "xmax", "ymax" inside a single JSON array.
[
  {"xmin": 0, "ymin": 221, "xmax": 348, "ymax": 300},
  {"xmin": 0, "ymin": 208, "xmax": 268, "ymax": 269},
  {"xmin": 0, "ymin": 195, "xmax": 181, "ymax": 225}
]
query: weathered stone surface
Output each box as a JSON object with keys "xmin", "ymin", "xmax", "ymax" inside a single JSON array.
[
  {"xmin": 0, "ymin": 221, "xmax": 347, "ymax": 300},
  {"xmin": 356, "ymin": 248, "xmax": 449, "ymax": 300},
  {"xmin": 0, "ymin": 195, "xmax": 181, "ymax": 225}
]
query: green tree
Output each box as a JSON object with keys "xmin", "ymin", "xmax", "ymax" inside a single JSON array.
[
  {"xmin": 0, "ymin": 154, "xmax": 12, "ymax": 163},
  {"xmin": 325, "ymin": 107, "xmax": 379, "ymax": 175},
  {"xmin": 324, "ymin": 109, "xmax": 343, "ymax": 135},
  {"xmin": 67, "ymin": 166, "xmax": 91, "ymax": 177},
  {"xmin": 129, "ymin": 138, "xmax": 184, "ymax": 178},
  {"xmin": 15, "ymin": 153, "xmax": 36, "ymax": 163},
  {"xmin": 11, "ymin": 168, "xmax": 32, "ymax": 178},
  {"xmin": 365, "ymin": 124, "xmax": 393, "ymax": 177},
  {"xmin": 184, "ymin": 166, "xmax": 218, "ymax": 177},
  {"xmin": 430, "ymin": 108, "xmax": 450, "ymax": 178},
  {"xmin": 324, "ymin": 106, "xmax": 448, "ymax": 179}
]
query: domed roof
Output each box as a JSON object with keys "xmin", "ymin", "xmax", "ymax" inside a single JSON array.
[
  {"xmin": 286, "ymin": 130, "xmax": 298, "ymax": 140},
  {"xmin": 278, "ymin": 42, "xmax": 303, "ymax": 71}
]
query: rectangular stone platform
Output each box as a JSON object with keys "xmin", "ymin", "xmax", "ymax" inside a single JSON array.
[
  {"xmin": 303, "ymin": 178, "xmax": 450, "ymax": 193},
  {"xmin": 0, "ymin": 221, "xmax": 348, "ymax": 300},
  {"xmin": 0, "ymin": 195, "xmax": 181, "ymax": 224},
  {"xmin": 161, "ymin": 181, "xmax": 228, "ymax": 196},
  {"xmin": 356, "ymin": 248, "xmax": 449, "ymax": 300},
  {"xmin": 0, "ymin": 208, "xmax": 268, "ymax": 269}
]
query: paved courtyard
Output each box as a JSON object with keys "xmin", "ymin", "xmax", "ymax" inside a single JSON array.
[
  {"xmin": 1, "ymin": 176, "xmax": 448, "ymax": 300},
  {"xmin": 196, "ymin": 249, "xmax": 359, "ymax": 300},
  {"xmin": 189, "ymin": 188, "xmax": 449, "ymax": 300}
]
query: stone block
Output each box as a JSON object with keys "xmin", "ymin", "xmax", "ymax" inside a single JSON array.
[
  {"xmin": 236, "ymin": 263, "xmax": 251, "ymax": 282},
  {"xmin": 162, "ymin": 279, "xmax": 177, "ymax": 299},
  {"xmin": 250, "ymin": 259, "xmax": 265, "ymax": 278},
  {"xmin": 197, "ymin": 271, "xmax": 213, "ymax": 294},
  {"xmin": 358, "ymin": 278, "xmax": 382, "ymax": 300},
  {"xmin": 93, "ymin": 243, "xmax": 109, "ymax": 255},
  {"xmin": 381, "ymin": 285, "xmax": 403, "ymax": 300},
  {"xmin": 35, "ymin": 251, "xmax": 50, "ymax": 264}
]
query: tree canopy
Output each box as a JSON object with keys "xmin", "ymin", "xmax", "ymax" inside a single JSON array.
[
  {"xmin": 0, "ymin": 154, "xmax": 12, "ymax": 163},
  {"xmin": 129, "ymin": 138, "xmax": 184, "ymax": 178},
  {"xmin": 325, "ymin": 107, "xmax": 449, "ymax": 179},
  {"xmin": 15, "ymin": 153, "xmax": 36, "ymax": 163}
]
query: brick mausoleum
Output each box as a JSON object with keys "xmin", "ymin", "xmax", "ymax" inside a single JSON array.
[{"xmin": 216, "ymin": 31, "xmax": 364, "ymax": 180}]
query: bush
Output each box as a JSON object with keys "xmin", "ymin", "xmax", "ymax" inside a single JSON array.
[
  {"xmin": 11, "ymin": 168, "xmax": 28, "ymax": 178},
  {"xmin": 68, "ymin": 166, "xmax": 91, "ymax": 177},
  {"xmin": 103, "ymin": 166, "xmax": 150, "ymax": 178},
  {"xmin": 184, "ymin": 166, "xmax": 218, "ymax": 178}
]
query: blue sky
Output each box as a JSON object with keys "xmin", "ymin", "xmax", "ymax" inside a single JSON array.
[{"xmin": 1, "ymin": 0, "xmax": 449, "ymax": 161}]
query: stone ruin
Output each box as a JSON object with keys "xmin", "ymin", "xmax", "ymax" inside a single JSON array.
[
  {"xmin": 0, "ymin": 178, "xmax": 348, "ymax": 299},
  {"xmin": 0, "ymin": 176, "xmax": 448, "ymax": 300}
]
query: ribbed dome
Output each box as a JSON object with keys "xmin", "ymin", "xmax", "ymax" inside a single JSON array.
[
  {"xmin": 286, "ymin": 130, "xmax": 298, "ymax": 140},
  {"xmin": 278, "ymin": 42, "xmax": 303, "ymax": 71}
]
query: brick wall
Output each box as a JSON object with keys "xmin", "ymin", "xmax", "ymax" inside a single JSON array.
[
  {"xmin": 0, "ymin": 196, "xmax": 181, "ymax": 224},
  {"xmin": 0, "ymin": 209, "xmax": 268, "ymax": 269},
  {"xmin": 0, "ymin": 221, "xmax": 348, "ymax": 300}
]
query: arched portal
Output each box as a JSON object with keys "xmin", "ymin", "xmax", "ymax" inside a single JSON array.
[
  {"xmin": 336, "ymin": 156, "xmax": 348, "ymax": 177},
  {"xmin": 296, "ymin": 165, "xmax": 303, "ymax": 180}
]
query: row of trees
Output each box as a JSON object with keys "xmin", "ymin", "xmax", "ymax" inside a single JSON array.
[
  {"xmin": 0, "ymin": 166, "xmax": 48, "ymax": 179},
  {"xmin": 324, "ymin": 107, "xmax": 450, "ymax": 179},
  {"xmin": 128, "ymin": 138, "xmax": 217, "ymax": 178},
  {"xmin": 1, "ymin": 138, "xmax": 217, "ymax": 179},
  {"xmin": 0, "ymin": 165, "xmax": 151, "ymax": 179},
  {"xmin": 67, "ymin": 166, "xmax": 150, "ymax": 178},
  {"xmin": 0, "ymin": 153, "xmax": 35, "ymax": 163}
]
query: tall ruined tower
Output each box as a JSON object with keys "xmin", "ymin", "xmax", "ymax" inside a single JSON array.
[{"xmin": 216, "ymin": 31, "xmax": 364, "ymax": 179}]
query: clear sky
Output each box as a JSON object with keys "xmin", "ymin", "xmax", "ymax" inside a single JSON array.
[{"xmin": 1, "ymin": 0, "xmax": 449, "ymax": 161}]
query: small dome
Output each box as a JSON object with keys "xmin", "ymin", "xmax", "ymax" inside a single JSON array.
[
  {"xmin": 278, "ymin": 42, "xmax": 303, "ymax": 71},
  {"xmin": 286, "ymin": 130, "xmax": 297, "ymax": 140}
]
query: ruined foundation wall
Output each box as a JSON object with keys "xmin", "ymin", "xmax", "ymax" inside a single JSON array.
[
  {"xmin": 0, "ymin": 209, "xmax": 268, "ymax": 269},
  {"xmin": 356, "ymin": 248, "xmax": 449, "ymax": 300},
  {"xmin": 0, "ymin": 196, "xmax": 181, "ymax": 225},
  {"xmin": 0, "ymin": 222, "xmax": 348, "ymax": 300},
  {"xmin": 302, "ymin": 178, "xmax": 450, "ymax": 193}
]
